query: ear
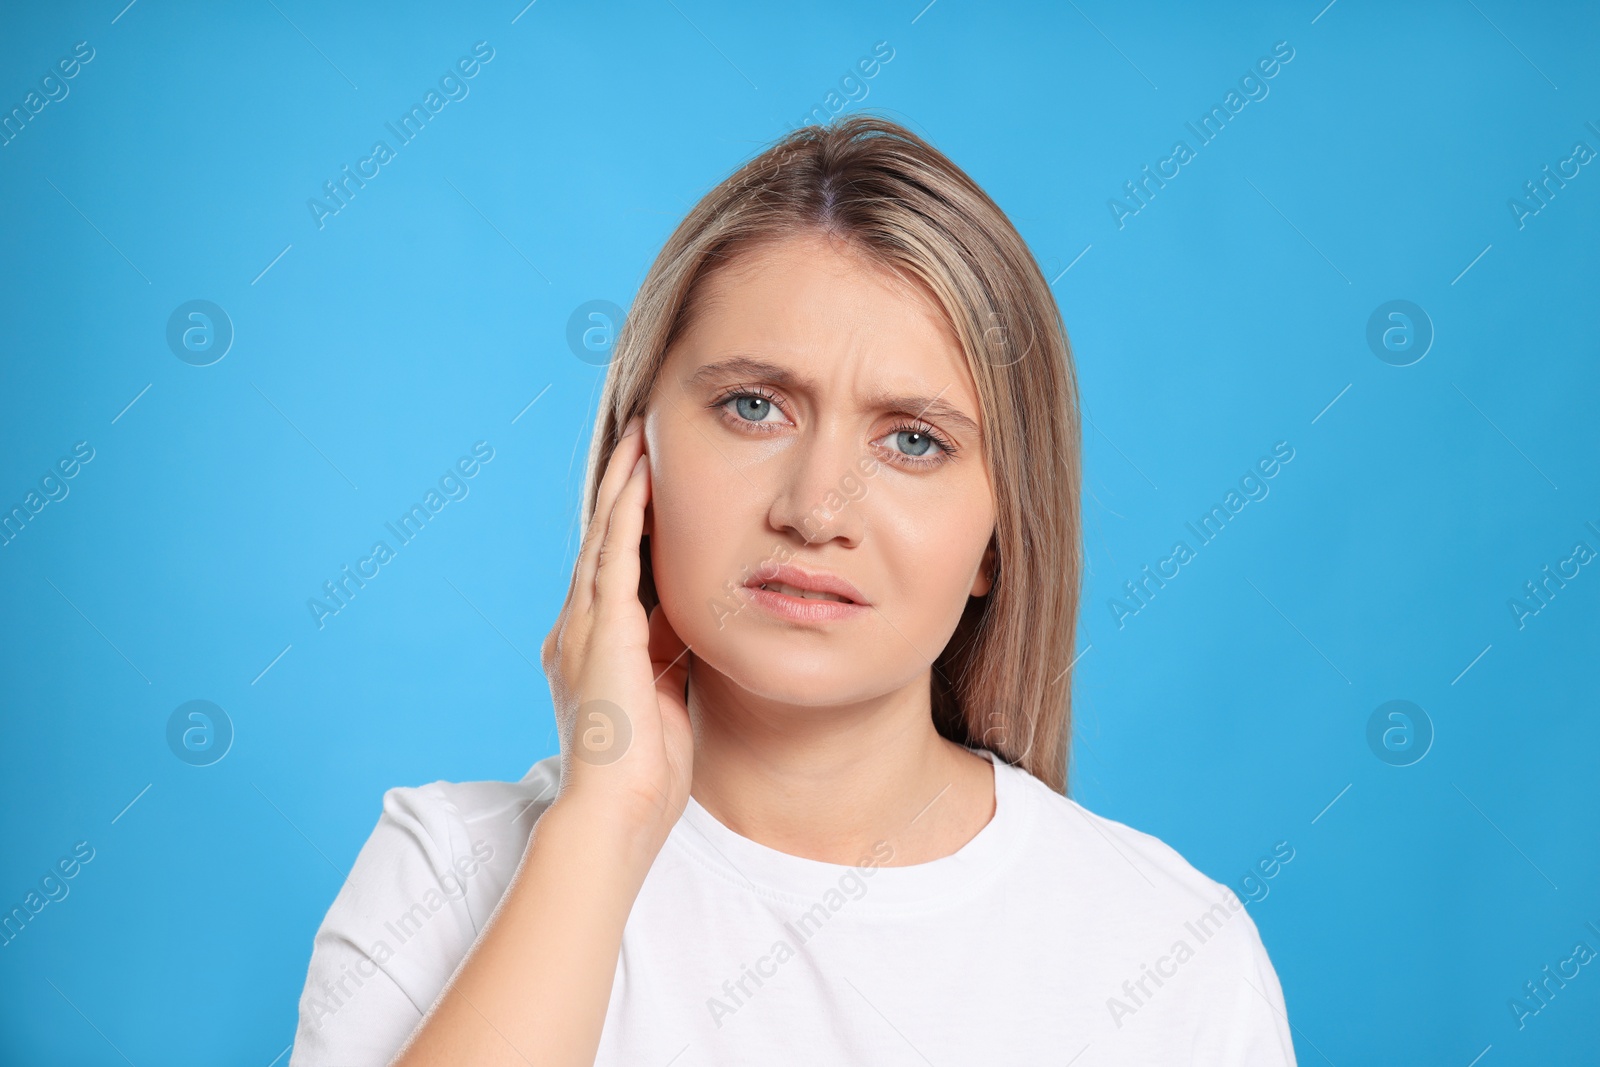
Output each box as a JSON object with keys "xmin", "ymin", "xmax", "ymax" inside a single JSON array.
[{"xmin": 970, "ymin": 539, "xmax": 997, "ymax": 597}]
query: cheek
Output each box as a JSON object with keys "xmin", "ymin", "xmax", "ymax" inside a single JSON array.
[
  {"xmin": 646, "ymin": 447, "xmax": 758, "ymax": 624},
  {"xmin": 872, "ymin": 481, "xmax": 993, "ymax": 601}
]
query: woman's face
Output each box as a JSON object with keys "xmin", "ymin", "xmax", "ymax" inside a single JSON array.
[{"xmin": 644, "ymin": 231, "xmax": 996, "ymax": 708}]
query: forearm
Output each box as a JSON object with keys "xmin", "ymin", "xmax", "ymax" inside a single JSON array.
[{"xmin": 390, "ymin": 796, "xmax": 663, "ymax": 1067}]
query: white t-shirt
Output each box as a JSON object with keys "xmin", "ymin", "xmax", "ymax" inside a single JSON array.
[{"xmin": 289, "ymin": 749, "xmax": 1297, "ymax": 1066}]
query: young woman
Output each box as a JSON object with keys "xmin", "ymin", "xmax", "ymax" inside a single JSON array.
[{"xmin": 290, "ymin": 116, "xmax": 1297, "ymax": 1066}]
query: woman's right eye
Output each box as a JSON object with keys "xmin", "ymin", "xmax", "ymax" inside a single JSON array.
[
  {"xmin": 726, "ymin": 394, "xmax": 780, "ymax": 423},
  {"xmin": 734, "ymin": 396, "xmax": 770, "ymax": 420}
]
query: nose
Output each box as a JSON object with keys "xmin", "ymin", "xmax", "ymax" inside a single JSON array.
[{"xmin": 765, "ymin": 428, "xmax": 866, "ymax": 548}]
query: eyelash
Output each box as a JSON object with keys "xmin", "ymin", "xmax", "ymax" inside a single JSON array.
[{"xmin": 709, "ymin": 386, "xmax": 958, "ymax": 467}]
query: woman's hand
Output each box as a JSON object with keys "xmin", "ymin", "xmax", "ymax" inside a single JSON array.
[
  {"xmin": 390, "ymin": 416, "xmax": 691, "ymax": 1067},
  {"xmin": 541, "ymin": 415, "xmax": 694, "ymax": 847}
]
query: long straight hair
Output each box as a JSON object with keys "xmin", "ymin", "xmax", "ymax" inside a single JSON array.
[{"xmin": 579, "ymin": 116, "xmax": 1082, "ymax": 794}]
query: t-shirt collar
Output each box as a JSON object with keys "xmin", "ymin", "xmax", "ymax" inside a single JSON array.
[{"xmin": 665, "ymin": 747, "xmax": 1034, "ymax": 914}]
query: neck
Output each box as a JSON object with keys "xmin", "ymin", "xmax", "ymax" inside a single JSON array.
[{"xmin": 684, "ymin": 659, "xmax": 996, "ymax": 867}]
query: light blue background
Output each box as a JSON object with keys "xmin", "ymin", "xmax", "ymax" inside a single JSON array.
[{"xmin": 2, "ymin": 1, "xmax": 1596, "ymax": 1063}]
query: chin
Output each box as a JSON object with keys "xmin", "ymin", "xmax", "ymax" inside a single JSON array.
[{"xmin": 664, "ymin": 596, "xmax": 917, "ymax": 708}]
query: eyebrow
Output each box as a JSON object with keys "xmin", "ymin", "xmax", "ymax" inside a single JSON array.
[{"xmin": 685, "ymin": 357, "xmax": 982, "ymax": 442}]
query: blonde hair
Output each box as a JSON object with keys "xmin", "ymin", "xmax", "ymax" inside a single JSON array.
[{"xmin": 580, "ymin": 115, "xmax": 1082, "ymax": 794}]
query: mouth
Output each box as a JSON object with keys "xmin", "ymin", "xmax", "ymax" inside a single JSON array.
[
  {"xmin": 741, "ymin": 563, "xmax": 870, "ymax": 620},
  {"xmin": 754, "ymin": 580, "xmax": 854, "ymax": 604}
]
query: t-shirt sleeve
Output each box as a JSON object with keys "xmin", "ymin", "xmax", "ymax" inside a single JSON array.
[
  {"xmin": 288, "ymin": 782, "xmax": 503, "ymax": 1067},
  {"xmin": 1209, "ymin": 906, "xmax": 1299, "ymax": 1066}
]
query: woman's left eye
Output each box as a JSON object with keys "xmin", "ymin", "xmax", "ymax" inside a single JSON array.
[
  {"xmin": 876, "ymin": 422, "xmax": 947, "ymax": 463},
  {"xmin": 882, "ymin": 428, "xmax": 945, "ymax": 459}
]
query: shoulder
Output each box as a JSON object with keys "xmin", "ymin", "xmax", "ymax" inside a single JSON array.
[
  {"xmin": 1011, "ymin": 768, "xmax": 1232, "ymax": 900},
  {"xmin": 350, "ymin": 754, "xmax": 561, "ymax": 920},
  {"xmin": 288, "ymin": 755, "xmax": 561, "ymax": 1067},
  {"xmin": 1005, "ymin": 768, "xmax": 1297, "ymax": 1059},
  {"xmin": 1005, "ymin": 763, "xmax": 1278, "ymax": 958},
  {"xmin": 378, "ymin": 755, "xmax": 562, "ymax": 866}
]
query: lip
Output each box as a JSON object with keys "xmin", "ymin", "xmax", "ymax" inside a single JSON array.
[
  {"xmin": 742, "ymin": 563, "xmax": 870, "ymax": 604},
  {"xmin": 743, "ymin": 562, "xmax": 871, "ymax": 623}
]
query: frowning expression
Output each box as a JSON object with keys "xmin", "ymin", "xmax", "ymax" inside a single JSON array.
[{"xmin": 644, "ymin": 231, "xmax": 996, "ymax": 707}]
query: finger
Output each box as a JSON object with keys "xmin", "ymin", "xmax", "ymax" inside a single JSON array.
[
  {"xmin": 577, "ymin": 418, "xmax": 644, "ymax": 582},
  {"xmin": 551, "ymin": 418, "xmax": 643, "ymax": 676},
  {"xmin": 570, "ymin": 417, "xmax": 645, "ymax": 615},
  {"xmin": 592, "ymin": 452, "xmax": 651, "ymax": 619}
]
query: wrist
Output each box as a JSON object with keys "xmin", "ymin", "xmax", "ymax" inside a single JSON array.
[{"xmin": 541, "ymin": 787, "xmax": 674, "ymax": 870}]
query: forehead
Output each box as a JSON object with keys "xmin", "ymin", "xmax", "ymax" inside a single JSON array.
[{"xmin": 668, "ymin": 233, "xmax": 979, "ymax": 411}]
